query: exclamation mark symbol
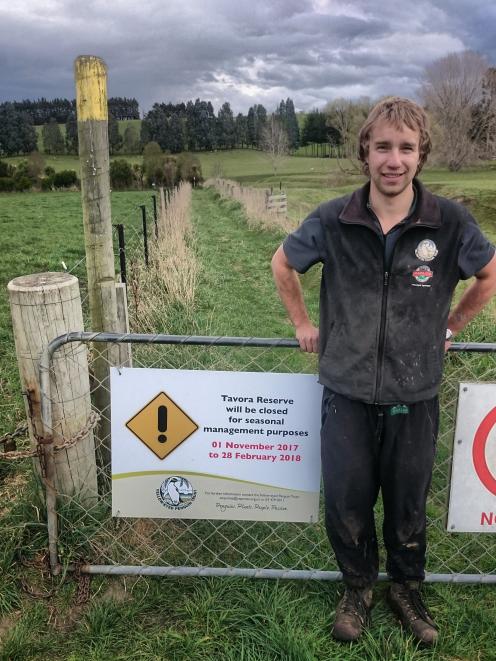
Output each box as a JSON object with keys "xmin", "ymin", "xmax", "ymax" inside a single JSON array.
[{"xmin": 158, "ymin": 405, "xmax": 167, "ymax": 443}]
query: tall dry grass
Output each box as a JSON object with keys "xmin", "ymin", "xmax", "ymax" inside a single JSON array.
[
  {"xmin": 128, "ymin": 182, "xmax": 198, "ymax": 332},
  {"xmin": 206, "ymin": 178, "xmax": 295, "ymax": 233}
]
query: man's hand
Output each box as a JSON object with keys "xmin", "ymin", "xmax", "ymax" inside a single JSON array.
[{"xmin": 296, "ymin": 321, "xmax": 319, "ymax": 353}]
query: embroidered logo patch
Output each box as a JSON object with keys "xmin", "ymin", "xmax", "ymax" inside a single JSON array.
[
  {"xmin": 412, "ymin": 265, "xmax": 433, "ymax": 283},
  {"xmin": 415, "ymin": 239, "xmax": 438, "ymax": 262},
  {"xmin": 390, "ymin": 404, "xmax": 409, "ymax": 416}
]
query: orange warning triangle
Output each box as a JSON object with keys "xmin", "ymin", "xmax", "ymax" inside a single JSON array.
[{"xmin": 125, "ymin": 392, "xmax": 198, "ymax": 460}]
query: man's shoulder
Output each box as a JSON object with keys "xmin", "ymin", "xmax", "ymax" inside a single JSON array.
[
  {"xmin": 421, "ymin": 185, "xmax": 472, "ymax": 224},
  {"xmin": 316, "ymin": 192, "xmax": 353, "ymax": 223},
  {"xmin": 436, "ymin": 195, "xmax": 470, "ymax": 216}
]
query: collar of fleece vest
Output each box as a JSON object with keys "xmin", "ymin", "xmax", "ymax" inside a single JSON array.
[{"xmin": 338, "ymin": 178, "xmax": 441, "ymax": 230}]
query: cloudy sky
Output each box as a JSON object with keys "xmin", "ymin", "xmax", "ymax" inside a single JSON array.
[{"xmin": 0, "ymin": 0, "xmax": 495, "ymax": 115}]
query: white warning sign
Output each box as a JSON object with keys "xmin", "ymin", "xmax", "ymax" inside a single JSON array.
[{"xmin": 447, "ymin": 383, "xmax": 496, "ymax": 533}]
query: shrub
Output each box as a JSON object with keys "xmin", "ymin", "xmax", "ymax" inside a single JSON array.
[
  {"xmin": 44, "ymin": 166, "xmax": 56, "ymax": 177},
  {"xmin": 177, "ymin": 153, "xmax": 203, "ymax": 185},
  {"xmin": 13, "ymin": 175, "xmax": 32, "ymax": 192},
  {"xmin": 14, "ymin": 160, "xmax": 30, "ymax": 178},
  {"xmin": 143, "ymin": 141, "xmax": 165, "ymax": 186},
  {"xmin": 0, "ymin": 160, "xmax": 14, "ymax": 177},
  {"xmin": 40, "ymin": 176, "xmax": 54, "ymax": 191},
  {"xmin": 53, "ymin": 169, "xmax": 78, "ymax": 188},
  {"xmin": 0, "ymin": 177, "xmax": 15, "ymax": 192},
  {"xmin": 132, "ymin": 163, "xmax": 144, "ymax": 189},
  {"xmin": 110, "ymin": 159, "xmax": 134, "ymax": 190}
]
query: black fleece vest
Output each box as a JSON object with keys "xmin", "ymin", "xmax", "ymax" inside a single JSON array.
[{"xmin": 317, "ymin": 180, "xmax": 465, "ymax": 404}]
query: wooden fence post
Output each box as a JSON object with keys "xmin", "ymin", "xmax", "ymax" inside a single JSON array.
[
  {"xmin": 8, "ymin": 272, "xmax": 98, "ymax": 503},
  {"xmin": 75, "ymin": 55, "xmax": 120, "ymax": 468}
]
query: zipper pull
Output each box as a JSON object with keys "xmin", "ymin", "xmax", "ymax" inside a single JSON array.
[{"xmin": 384, "ymin": 271, "xmax": 389, "ymax": 286}]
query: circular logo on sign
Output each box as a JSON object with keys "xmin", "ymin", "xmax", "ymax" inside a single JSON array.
[
  {"xmin": 156, "ymin": 476, "xmax": 196, "ymax": 510},
  {"xmin": 412, "ymin": 265, "xmax": 433, "ymax": 283},
  {"xmin": 472, "ymin": 407, "xmax": 496, "ymax": 496},
  {"xmin": 415, "ymin": 239, "xmax": 438, "ymax": 262}
]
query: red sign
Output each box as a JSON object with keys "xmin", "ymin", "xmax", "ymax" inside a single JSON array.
[{"xmin": 472, "ymin": 406, "xmax": 496, "ymax": 496}]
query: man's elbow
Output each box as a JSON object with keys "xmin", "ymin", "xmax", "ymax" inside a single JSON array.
[
  {"xmin": 476, "ymin": 253, "xmax": 496, "ymax": 292},
  {"xmin": 271, "ymin": 245, "xmax": 287, "ymax": 276}
]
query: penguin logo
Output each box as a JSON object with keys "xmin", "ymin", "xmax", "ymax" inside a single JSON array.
[
  {"xmin": 156, "ymin": 476, "xmax": 196, "ymax": 510},
  {"xmin": 415, "ymin": 239, "xmax": 438, "ymax": 262}
]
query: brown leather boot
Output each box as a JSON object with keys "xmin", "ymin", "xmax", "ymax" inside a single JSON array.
[
  {"xmin": 388, "ymin": 581, "xmax": 438, "ymax": 645},
  {"xmin": 332, "ymin": 586, "xmax": 373, "ymax": 642}
]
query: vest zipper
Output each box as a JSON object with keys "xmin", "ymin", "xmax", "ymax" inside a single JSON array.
[
  {"xmin": 372, "ymin": 221, "xmax": 422, "ymax": 403},
  {"xmin": 374, "ymin": 269, "xmax": 389, "ymax": 402}
]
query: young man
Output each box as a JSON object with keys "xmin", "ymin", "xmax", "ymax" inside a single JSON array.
[{"xmin": 271, "ymin": 97, "xmax": 496, "ymax": 645}]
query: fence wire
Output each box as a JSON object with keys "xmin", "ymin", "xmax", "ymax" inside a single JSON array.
[
  {"xmin": 61, "ymin": 194, "xmax": 156, "ymax": 329},
  {"xmin": 41, "ymin": 333, "xmax": 496, "ymax": 580}
]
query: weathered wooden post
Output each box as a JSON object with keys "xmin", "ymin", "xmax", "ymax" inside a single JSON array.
[
  {"xmin": 8, "ymin": 273, "xmax": 98, "ymax": 504},
  {"xmin": 74, "ymin": 55, "xmax": 122, "ymax": 468}
]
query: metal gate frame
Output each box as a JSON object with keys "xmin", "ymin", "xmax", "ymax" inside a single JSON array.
[{"xmin": 39, "ymin": 332, "xmax": 496, "ymax": 584}]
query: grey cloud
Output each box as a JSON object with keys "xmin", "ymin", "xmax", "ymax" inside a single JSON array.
[{"xmin": 0, "ymin": 0, "xmax": 494, "ymax": 115}]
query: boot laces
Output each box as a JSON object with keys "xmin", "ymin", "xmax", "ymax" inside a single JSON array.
[
  {"xmin": 400, "ymin": 585, "xmax": 433, "ymax": 623},
  {"xmin": 340, "ymin": 589, "xmax": 369, "ymax": 622}
]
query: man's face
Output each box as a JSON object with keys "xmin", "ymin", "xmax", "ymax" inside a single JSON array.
[{"xmin": 366, "ymin": 120, "xmax": 421, "ymax": 198}]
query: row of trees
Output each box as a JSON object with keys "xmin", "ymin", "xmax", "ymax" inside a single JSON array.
[
  {"xmin": 0, "ymin": 104, "xmax": 130, "ymax": 157},
  {"xmin": 0, "ymin": 98, "xmax": 301, "ymax": 158},
  {"xmin": 140, "ymin": 98, "xmax": 301, "ymax": 153},
  {"xmin": 2, "ymin": 97, "xmax": 140, "ymax": 125}
]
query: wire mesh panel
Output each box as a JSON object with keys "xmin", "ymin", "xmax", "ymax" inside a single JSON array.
[{"xmin": 43, "ymin": 334, "xmax": 496, "ymax": 579}]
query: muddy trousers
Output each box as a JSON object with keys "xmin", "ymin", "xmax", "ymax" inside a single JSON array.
[{"xmin": 321, "ymin": 388, "xmax": 439, "ymax": 589}]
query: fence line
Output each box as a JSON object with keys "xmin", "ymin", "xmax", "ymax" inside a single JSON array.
[{"xmin": 207, "ymin": 178, "xmax": 293, "ymax": 233}]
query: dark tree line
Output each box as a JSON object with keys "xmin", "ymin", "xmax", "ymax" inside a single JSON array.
[
  {"xmin": 300, "ymin": 109, "xmax": 342, "ymax": 146},
  {"xmin": 1, "ymin": 96, "xmax": 140, "ymax": 125},
  {"xmin": 140, "ymin": 98, "xmax": 301, "ymax": 152},
  {"xmin": 2, "ymin": 93, "xmax": 349, "ymax": 159},
  {"xmin": 0, "ymin": 103, "xmax": 125, "ymax": 156}
]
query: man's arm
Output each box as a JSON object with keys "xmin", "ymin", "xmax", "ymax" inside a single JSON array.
[
  {"xmin": 447, "ymin": 253, "xmax": 496, "ymax": 344},
  {"xmin": 271, "ymin": 245, "xmax": 319, "ymax": 353}
]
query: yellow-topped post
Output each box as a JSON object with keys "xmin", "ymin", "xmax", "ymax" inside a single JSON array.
[
  {"xmin": 74, "ymin": 56, "xmax": 108, "ymax": 122},
  {"xmin": 74, "ymin": 55, "xmax": 119, "ymax": 471}
]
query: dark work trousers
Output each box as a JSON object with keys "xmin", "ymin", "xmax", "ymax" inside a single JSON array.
[{"xmin": 321, "ymin": 387, "xmax": 439, "ymax": 588}]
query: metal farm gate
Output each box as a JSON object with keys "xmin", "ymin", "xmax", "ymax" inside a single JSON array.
[{"xmin": 39, "ymin": 332, "xmax": 496, "ymax": 583}]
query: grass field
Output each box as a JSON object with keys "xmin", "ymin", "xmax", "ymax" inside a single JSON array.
[{"xmin": 0, "ymin": 152, "xmax": 496, "ymax": 659}]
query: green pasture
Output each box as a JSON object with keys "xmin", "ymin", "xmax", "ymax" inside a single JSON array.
[{"xmin": 0, "ymin": 154, "xmax": 495, "ymax": 659}]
